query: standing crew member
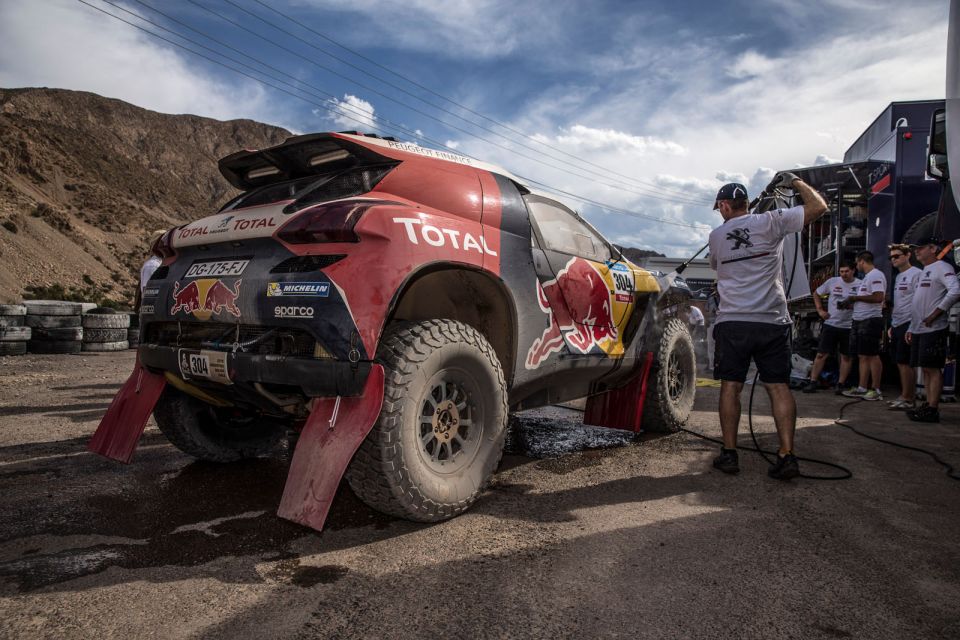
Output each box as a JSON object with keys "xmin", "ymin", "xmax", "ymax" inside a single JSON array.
[
  {"xmin": 802, "ymin": 261, "xmax": 859, "ymax": 394},
  {"xmin": 709, "ymin": 174, "xmax": 827, "ymax": 480},
  {"xmin": 842, "ymin": 251, "xmax": 887, "ymax": 400},
  {"xmin": 905, "ymin": 236, "xmax": 960, "ymax": 423},
  {"xmin": 887, "ymin": 244, "xmax": 921, "ymax": 409}
]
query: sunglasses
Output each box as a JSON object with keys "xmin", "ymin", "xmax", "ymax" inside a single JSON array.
[{"xmin": 889, "ymin": 253, "xmax": 904, "ymax": 259}]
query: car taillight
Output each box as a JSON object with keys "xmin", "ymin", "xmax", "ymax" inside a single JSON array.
[
  {"xmin": 151, "ymin": 229, "xmax": 175, "ymax": 258},
  {"xmin": 276, "ymin": 200, "xmax": 374, "ymax": 244}
]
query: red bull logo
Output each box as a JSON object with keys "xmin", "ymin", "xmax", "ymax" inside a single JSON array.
[
  {"xmin": 525, "ymin": 258, "xmax": 619, "ymax": 370},
  {"xmin": 170, "ymin": 279, "xmax": 242, "ymax": 320}
]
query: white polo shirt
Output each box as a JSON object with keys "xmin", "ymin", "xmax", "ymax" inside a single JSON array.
[
  {"xmin": 891, "ymin": 266, "xmax": 921, "ymax": 328},
  {"xmin": 708, "ymin": 206, "xmax": 805, "ymax": 325}
]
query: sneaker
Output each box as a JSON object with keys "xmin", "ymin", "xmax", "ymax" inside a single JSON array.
[
  {"xmin": 888, "ymin": 399, "xmax": 912, "ymax": 410},
  {"xmin": 768, "ymin": 453, "xmax": 800, "ymax": 480},
  {"xmin": 907, "ymin": 404, "xmax": 940, "ymax": 423},
  {"xmin": 863, "ymin": 389, "xmax": 883, "ymax": 401},
  {"xmin": 801, "ymin": 380, "xmax": 819, "ymax": 393},
  {"xmin": 842, "ymin": 387, "xmax": 868, "ymax": 398},
  {"xmin": 712, "ymin": 448, "xmax": 740, "ymax": 474},
  {"xmin": 835, "ymin": 384, "xmax": 851, "ymax": 396}
]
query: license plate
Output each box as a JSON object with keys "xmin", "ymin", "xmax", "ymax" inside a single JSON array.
[
  {"xmin": 178, "ymin": 349, "xmax": 232, "ymax": 384},
  {"xmin": 185, "ymin": 259, "xmax": 249, "ymax": 278}
]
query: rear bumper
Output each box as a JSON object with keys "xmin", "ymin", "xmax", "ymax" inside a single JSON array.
[{"xmin": 138, "ymin": 344, "xmax": 371, "ymax": 397}]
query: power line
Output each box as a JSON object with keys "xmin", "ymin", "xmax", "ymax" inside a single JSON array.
[
  {"xmin": 246, "ymin": 0, "xmax": 711, "ymax": 203},
  {"xmin": 75, "ymin": 0, "xmax": 714, "ymax": 230},
  {"xmin": 185, "ymin": 0, "xmax": 712, "ymax": 207}
]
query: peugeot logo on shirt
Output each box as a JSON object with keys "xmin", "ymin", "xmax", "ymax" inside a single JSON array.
[{"xmin": 726, "ymin": 228, "xmax": 753, "ymax": 250}]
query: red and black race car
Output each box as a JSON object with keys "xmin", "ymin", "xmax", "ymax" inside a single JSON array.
[{"xmin": 91, "ymin": 132, "xmax": 696, "ymax": 531}]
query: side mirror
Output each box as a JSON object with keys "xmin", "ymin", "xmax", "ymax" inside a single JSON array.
[{"xmin": 927, "ymin": 109, "xmax": 949, "ymax": 181}]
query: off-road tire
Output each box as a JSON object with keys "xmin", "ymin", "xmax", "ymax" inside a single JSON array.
[
  {"xmin": 901, "ymin": 211, "xmax": 937, "ymax": 248},
  {"xmin": 81, "ymin": 340, "xmax": 129, "ymax": 352},
  {"xmin": 346, "ymin": 319, "xmax": 507, "ymax": 522},
  {"xmin": 0, "ymin": 305, "xmax": 26, "ymax": 316},
  {"xmin": 642, "ymin": 318, "xmax": 696, "ymax": 432},
  {"xmin": 30, "ymin": 327, "xmax": 81, "ymax": 341},
  {"xmin": 24, "ymin": 301, "xmax": 84, "ymax": 316},
  {"xmin": 28, "ymin": 340, "xmax": 82, "ymax": 354},
  {"xmin": 127, "ymin": 328, "xmax": 140, "ymax": 346},
  {"xmin": 0, "ymin": 342, "xmax": 27, "ymax": 356},
  {"xmin": 0, "ymin": 326, "xmax": 31, "ymax": 342},
  {"xmin": 82, "ymin": 314, "xmax": 130, "ymax": 329},
  {"xmin": 25, "ymin": 315, "xmax": 81, "ymax": 329},
  {"xmin": 83, "ymin": 328, "xmax": 128, "ymax": 343},
  {"xmin": 0, "ymin": 316, "xmax": 26, "ymax": 327},
  {"xmin": 153, "ymin": 388, "xmax": 286, "ymax": 462}
]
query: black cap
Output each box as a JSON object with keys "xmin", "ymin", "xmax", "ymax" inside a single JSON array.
[
  {"xmin": 713, "ymin": 183, "xmax": 748, "ymax": 210},
  {"xmin": 913, "ymin": 235, "xmax": 943, "ymax": 247}
]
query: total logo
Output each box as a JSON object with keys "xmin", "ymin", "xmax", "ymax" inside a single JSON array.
[
  {"xmin": 170, "ymin": 279, "xmax": 242, "ymax": 320},
  {"xmin": 274, "ymin": 305, "xmax": 315, "ymax": 318},
  {"xmin": 393, "ymin": 218, "xmax": 497, "ymax": 256},
  {"xmin": 177, "ymin": 216, "xmax": 278, "ymax": 239}
]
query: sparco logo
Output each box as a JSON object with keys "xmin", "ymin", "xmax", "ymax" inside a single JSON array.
[
  {"xmin": 274, "ymin": 306, "xmax": 314, "ymax": 318},
  {"xmin": 726, "ymin": 228, "xmax": 753, "ymax": 250}
]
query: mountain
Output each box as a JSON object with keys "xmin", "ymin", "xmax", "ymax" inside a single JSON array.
[{"xmin": 0, "ymin": 87, "xmax": 290, "ymax": 305}]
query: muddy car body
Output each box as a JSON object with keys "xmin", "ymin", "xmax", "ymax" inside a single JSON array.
[{"xmin": 93, "ymin": 132, "xmax": 696, "ymax": 530}]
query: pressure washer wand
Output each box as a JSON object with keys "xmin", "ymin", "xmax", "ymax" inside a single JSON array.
[{"xmin": 673, "ymin": 242, "xmax": 709, "ymax": 276}]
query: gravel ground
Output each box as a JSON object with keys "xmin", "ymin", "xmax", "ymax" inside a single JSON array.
[{"xmin": 1, "ymin": 351, "xmax": 959, "ymax": 639}]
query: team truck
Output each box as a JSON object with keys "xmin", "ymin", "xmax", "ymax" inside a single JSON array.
[{"xmin": 90, "ymin": 132, "xmax": 696, "ymax": 532}]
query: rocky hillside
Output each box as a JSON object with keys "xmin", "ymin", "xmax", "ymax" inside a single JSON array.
[{"xmin": 0, "ymin": 88, "xmax": 290, "ymax": 305}]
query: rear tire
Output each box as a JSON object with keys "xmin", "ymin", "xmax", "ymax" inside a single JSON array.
[
  {"xmin": 902, "ymin": 211, "xmax": 937, "ymax": 247},
  {"xmin": 153, "ymin": 388, "xmax": 286, "ymax": 462},
  {"xmin": 346, "ymin": 320, "xmax": 507, "ymax": 522},
  {"xmin": 642, "ymin": 318, "xmax": 696, "ymax": 432}
]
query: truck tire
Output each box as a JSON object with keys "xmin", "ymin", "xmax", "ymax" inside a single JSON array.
[
  {"xmin": 25, "ymin": 315, "xmax": 81, "ymax": 329},
  {"xmin": 0, "ymin": 326, "xmax": 31, "ymax": 341},
  {"xmin": 0, "ymin": 342, "xmax": 27, "ymax": 356},
  {"xmin": 30, "ymin": 327, "xmax": 81, "ymax": 341},
  {"xmin": 902, "ymin": 211, "xmax": 937, "ymax": 247},
  {"xmin": 83, "ymin": 328, "xmax": 127, "ymax": 342},
  {"xmin": 24, "ymin": 300, "xmax": 84, "ymax": 316},
  {"xmin": 0, "ymin": 316, "xmax": 26, "ymax": 327},
  {"xmin": 82, "ymin": 314, "xmax": 130, "ymax": 329},
  {"xmin": 28, "ymin": 340, "xmax": 82, "ymax": 354},
  {"xmin": 642, "ymin": 318, "xmax": 696, "ymax": 433},
  {"xmin": 153, "ymin": 388, "xmax": 286, "ymax": 462},
  {"xmin": 346, "ymin": 319, "xmax": 507, "ymax": 522},
  {"xmin": 81, "ymin": 340, "xmax": 129, "ymax": 352},
  {"xmin": 0, "ymin": 304, "xmax": 26, "ymax": 316}
]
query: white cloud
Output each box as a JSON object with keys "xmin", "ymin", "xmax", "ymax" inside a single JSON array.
[
  {"xmin": 0, "ymin": 0, "xmax": 284, "ymax": 124},
  {"xmin": 727, "ymin": 50, "xmax": 778, "ymax": 79},
  {"xmin": 445, "ymin": 140, "xmax": 461, "ymax": 149},
  {"xmin": 555, "ymin": 125, "xmax": 686, "ymax": 156},
  {"xmin": 326, "ymin": 94, "xmax": 376, "ymax": 130}
]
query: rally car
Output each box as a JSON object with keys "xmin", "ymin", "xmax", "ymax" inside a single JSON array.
[{"xmin": 92, "ymin": 132, "xmax": 696, "ymax": 531}]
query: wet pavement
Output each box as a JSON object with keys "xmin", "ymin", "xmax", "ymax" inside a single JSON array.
[{"xmin": 1, "ymin": 351, "xmax": 959, "ymax": 639}]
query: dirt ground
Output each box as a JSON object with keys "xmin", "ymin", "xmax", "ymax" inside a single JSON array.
[{"xmin": 1, "ymin": 351, "xmax": 959, "ymax": 639}]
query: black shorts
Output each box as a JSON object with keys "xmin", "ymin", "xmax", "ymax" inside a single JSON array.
[
  {"xmin": 713, "ymin": 321, "xmax": 791, "ymax": 384},
  {"xmin": 910, "ymin": 329, "xmax": 949, "ymax": 369},
  {"xmin": 891, "ymin": 323, "xmax": 911, "ymax": 365},
  {"xmin": 817, "ymin": 324, "xmax": 851, "ymax": 356},
  {"xmin": 850, "ymin": 317, "xmax": 883, "ymax": 357}
]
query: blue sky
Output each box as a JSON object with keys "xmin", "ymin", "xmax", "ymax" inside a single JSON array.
[{"xmin": 0, "ymin": 0, "xmax": 950, "ymax": 257}]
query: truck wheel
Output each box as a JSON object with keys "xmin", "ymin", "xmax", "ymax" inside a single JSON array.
[
  {"xmin": 642, "ymin": 318, "xmax": 696, "ymax": 433},
  {"xmin": 902, "ymin": 211, "xmax": 937, "ymax": 249},
  {"xmin": 153, "ymin": 388, "xmax": 285, "ymax": 462},
  {"xmin": 346, "ymin": 319, "xmax": 507, "ymax": 522}
]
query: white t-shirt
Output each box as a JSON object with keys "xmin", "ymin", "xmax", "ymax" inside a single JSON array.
[
  {"xmin": 909, "ymin": 260, "xmax": 960, "ymax": 334},
  {"xmin": 708, "ymin": 206, "xmax": 805, "ymax": 325},
  {"xmin": 814, "ymin": 276, "xmax": 860, "ymax": 329},
  {"xmin": 891, "ymin": 266, "xmax": 921, "ymax": 328},
  {"xmin": 851, "ymin": 268, "xmax": 886, "ymax": 320}
]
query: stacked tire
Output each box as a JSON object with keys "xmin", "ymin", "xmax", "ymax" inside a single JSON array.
[
  {"xmin": 82, "ymin": 309, "xmax": 129, "ymax": 352},
  {"xmin": 25, "ymin": 301, "xmax": 84, "ymax": 354},
  {"xmin": 0, "ymin": 304, "xmax": 30, "ymax": 356},
  {"xmin": 127, "ymin": 313, "xmax": 140, "ymax": 348}
]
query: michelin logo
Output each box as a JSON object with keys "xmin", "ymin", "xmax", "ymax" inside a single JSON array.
[{"xmin": 266, "ymin": 282, "xmax": 330, "ymax": 297}]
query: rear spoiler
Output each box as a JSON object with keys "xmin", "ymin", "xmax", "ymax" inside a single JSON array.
[{"xmin": 218, "ymin": 133, "xmax": 396, "ymax": 191}]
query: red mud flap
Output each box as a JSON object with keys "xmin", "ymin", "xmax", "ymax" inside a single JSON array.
[
  {"xmin": 278, "ymin": 364, "xmax": 385, "ymax": 532},
  {"xmin": 88, "ymin": 355, "xmax": 167, "ymax": 463},
  {"xmin": 583, "ymin": 352, "xmax": 654, "ymax": 433}
]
